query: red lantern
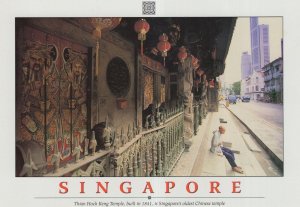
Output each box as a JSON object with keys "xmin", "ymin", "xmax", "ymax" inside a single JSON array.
[
  {"xmin": 134, "ymin": 19, "xmax": 150, "ymax": 56},
  {"xmin": 157, "ymin": 33, "xmax": 171, "ymax": 66},
  {"xmin": 177, "ymin": 46, "xmax": 188, "ymax": 63}
]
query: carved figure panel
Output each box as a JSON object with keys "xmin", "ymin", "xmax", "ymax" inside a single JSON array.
[
  {"xmin": 20, "ymin": 35, "xmax": 58, "ymax": 146},
  {"xmin": 143, "ymin": 69, "xmax": 154, "ymax": 110},
  {"xmin": 17, "ymin": 26, "xmax": 89, "ymax": 172},
  {"xmin": 61, "ymin": 46, "xmax": 88, "ymax": 161}
]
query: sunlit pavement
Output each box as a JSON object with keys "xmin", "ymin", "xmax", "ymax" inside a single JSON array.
[
  {"xmin": 226, "ymin": 101, "xmax": 283, "ymax": 165},
  {"xmin": 170, "ymin": 104, "xmax": 277, "ymax": 176}
]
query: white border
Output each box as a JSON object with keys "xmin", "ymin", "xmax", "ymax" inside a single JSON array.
[{"xmin": 1, "ymin": 0, "xmax": 300, "ymax": 206}]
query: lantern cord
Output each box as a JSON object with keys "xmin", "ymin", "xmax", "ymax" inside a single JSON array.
[
  {"xmin": 141, "ymin": 41, "xmax": 143, "ymax": 56},
  {"xmin": 95, "ymin": 40, "xmax": 99, "ymax": 77},
  {"xmin": 95, "ymin": 40, "xmax": 100, "ymax": 124}
]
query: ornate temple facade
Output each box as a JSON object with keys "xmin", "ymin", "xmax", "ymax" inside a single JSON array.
[{"xmin": 15, "ymin": 17, "xmax": 236, "ymax": 176}]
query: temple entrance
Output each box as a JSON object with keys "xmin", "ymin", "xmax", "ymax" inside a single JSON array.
[{"xmin": 16, "ymin": 26, "xmax": 90, "ymax": 173}]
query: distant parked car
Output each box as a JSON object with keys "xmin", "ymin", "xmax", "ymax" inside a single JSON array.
[
  {"xmin": 228, "ymin": 95, "xmax": 237, "ymax": 104},
  {"xmin": 257, "ymin": 96, "xmax": 270, "ymax": 103},
  {"xmin": 242, "ymin": 96, "xmax": 251, "ymax": 102}
]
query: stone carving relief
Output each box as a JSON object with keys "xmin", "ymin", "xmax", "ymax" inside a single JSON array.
[{"xmin": 178, "ymin": 55, "xmax": 194, "ymax": 148}]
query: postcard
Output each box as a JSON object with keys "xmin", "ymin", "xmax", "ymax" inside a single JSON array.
[{"xmin": 1, "ymin": 0, "xmax": 299, "ymax": 207}]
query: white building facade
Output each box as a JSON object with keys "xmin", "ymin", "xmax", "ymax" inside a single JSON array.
[{"xmin": 244, "ymin": 70, "xmax": 265, "ymax": 100}]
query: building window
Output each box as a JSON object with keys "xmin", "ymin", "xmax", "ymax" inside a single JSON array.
[
  {"xmin": 107, "ymin": 57, "xmax": 130, "ymax": 97},
  {"xmin": 253, "ymin": 48, "xmax": 259, "ymax": 65},
  {"xmin": 271, "ymin": 80, "xmax": 275, "ymax": 86},
  {"xmin": 256, "ymin": 85, "xmax": 259, "ymax": 91}
]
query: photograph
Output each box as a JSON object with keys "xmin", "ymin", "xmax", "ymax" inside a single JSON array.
[
  {"xmin": 2, "ymin": 0, "xmax": 300, "ymax": 206},
  {"xmin": 15, "ymin": 16, "xmax": 283, "ymax": 177}
]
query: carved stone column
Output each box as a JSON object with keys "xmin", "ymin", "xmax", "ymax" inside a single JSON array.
[
  {"xmin": 193, "ymin": 104, "xmax": 199, "ymax": 135},
  {"xmin": 178, "ymin": 56, "xmax": 194, "ymax": 150},
  {"xmin": 199, "ymin": 101, "xmax": 203, "ymax": 125}
]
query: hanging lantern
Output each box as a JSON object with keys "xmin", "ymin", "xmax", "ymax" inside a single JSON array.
[
  {"xmin": 177, "ymin": 46, "xmax": 188, "ymax": 63},
  {"xmin": 134, "ymin": 19, "xmax": 150, "ymax": 56},
  {"xmin": 157, "ymin": 33, "xmax": 171, "ymax": 66},
  {"xmin": 90, "ymin": 17, "xmax": 121, "ymax": 77},
  {"xmin": 90, "ymin": 17, "xmax": 121, "ymax": 40}
]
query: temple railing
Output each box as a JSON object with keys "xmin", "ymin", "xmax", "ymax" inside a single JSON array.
[
  {"xmin": 193, "ymin": 99, "xmax": 208, "ymax": 134},
  {"xmin": 112, "ymin": 111, "xmax": 184, "ymax": 176},
  {"xmin": 44, "ymin": 150, "xmax": 111, "ymax": 177},
  {"xmin": 44, "ymin": 103, "xmax": 185, "ymax": 177}
]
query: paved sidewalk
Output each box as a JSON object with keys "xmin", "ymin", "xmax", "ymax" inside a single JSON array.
[
  {"xmin": 217, "ymin": 105, "xmax": 266, "ymax": 176},
  {"xmin": 170, "ymin": 113, "xmax": 213, "ymax": 176},
  {"xmin": 196, "ymin": 106, "xmax": 266, "ymax": 176},
  {"xmin": 226, "ymin": 103, "xmax": 283, "ymax": 169},
  {"xmin": 171, "ymin": 106, "xmax": 266, "ymax": 176}
]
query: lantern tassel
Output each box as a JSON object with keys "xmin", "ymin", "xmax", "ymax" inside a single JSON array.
[{"xmin": 163, "ymin": 57, "xmax": 165, "ymax": 67}]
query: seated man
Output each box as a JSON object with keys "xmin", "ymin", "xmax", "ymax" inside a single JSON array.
[{"xmin": 210, "ymin": 126, "xmax": 243, "ymax": 174}]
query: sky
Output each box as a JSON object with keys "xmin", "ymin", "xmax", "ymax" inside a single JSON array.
[{"xmin": 222, "ymin": 17, "xmax": 283, "ymax": 84}]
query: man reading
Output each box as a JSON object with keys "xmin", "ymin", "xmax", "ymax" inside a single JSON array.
[{"xmin": 210, "ymin": 126, "xmax": 243, "ymax": 174}]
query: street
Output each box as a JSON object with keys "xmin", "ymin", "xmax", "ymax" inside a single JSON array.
[
  {"xmin": 227, "ymin": 101, "xmax": 283, "ymax": 164},
  {"xmin": 230, "ymin": 101, "xmax": 283, "ymax": 130}
]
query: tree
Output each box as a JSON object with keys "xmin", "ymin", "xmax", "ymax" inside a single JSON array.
[
  {"xmin": 232, "ymin": 81, "xmax": 241, "ymax": 95},
  {"xmin": 266, "ymin": 89, "xmax": 278, "ymax": 103}
]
